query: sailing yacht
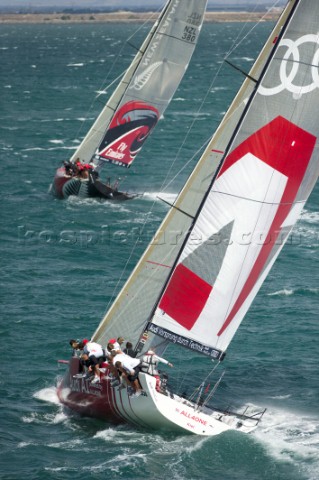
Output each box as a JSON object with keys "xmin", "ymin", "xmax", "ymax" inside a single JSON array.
[
  {"xmin": 50, "ymin": 0, "xmax": 208, "ymax": 200},
  {"xmin": 57, "ymin": 0, "xmax": 319, "ymax": 436}
]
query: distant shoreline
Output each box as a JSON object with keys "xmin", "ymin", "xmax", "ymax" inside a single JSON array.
[{"xmin": 0, "ymin": 10, "xmax": 282, "ymax": 24}]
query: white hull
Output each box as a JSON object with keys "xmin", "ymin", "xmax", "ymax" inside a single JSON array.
[
  {"xmin": 57, "ymin": 359, "xmax": 264, "ymax": 436},
  {"xmin": 109, "ymin": 373, "xmax": 260, "ymax": 436}
]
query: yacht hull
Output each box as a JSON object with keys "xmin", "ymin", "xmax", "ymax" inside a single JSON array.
[
  {"xmin": 50, "ymin": 167, "xmax": 137, "ymax": 201},
  {"xmin": 57, "ymin": 358, "xmax": 262, "ymax": 436}
]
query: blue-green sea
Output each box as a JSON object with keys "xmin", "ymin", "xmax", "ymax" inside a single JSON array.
[{"xmin": 0, "ymin": 19, "xmax": 318, "ymax": 480}]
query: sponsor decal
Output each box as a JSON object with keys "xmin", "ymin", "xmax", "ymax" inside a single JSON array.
[
  {"xmin": 186, "ymin": 11, "xmax": 203, "ymax": 27},
  {"xmin": 70, "ymin": 377, "xmax": 102, "ymax": 397},
  {"xmin": 130, "ymin": 62, "xmax": 162, "ymax": 91},
  {"xmin": 217, "ymin": 116, "xmax": 315, "ymax": 335},
  {"xmin": 141, "ymin": 0, "xmax": 180, "ymax": 67},
  {"xmin": 180, "ymin": 410, "xmax": 207, "ymax": 426},
  {"xmin": 155, "ymin": 117, "xmax": 315, "ymax": 339},
  {"xmin": 147, "ymin": 322, "xmax": 223, "ymax": 359},
  {"xmin": 98, "ymin": 101, "xmax": 159, "ymax": 167},
  {"xmin": 259, "ymin": 34, "xmax": 319, "ymax": 98}
]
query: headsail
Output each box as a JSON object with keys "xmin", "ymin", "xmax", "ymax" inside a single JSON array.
[
  {"xmin": 151, "ymin": 0, "xmax": 319, "ymax": 355},
  {"xmin": 93, "ymin": 0, "xmax": 319, "ymax": 359},
  {"xmin": 69, "ymin": 0, "xmax": 208, "ymax": 170}
]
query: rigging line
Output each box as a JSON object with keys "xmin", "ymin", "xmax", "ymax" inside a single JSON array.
[
  {"xmin": 100, "ymin": 207, "xmax": 162, "ymax": 320},
  {"xmin": 210, "ymin": 190, "xmax": 307, "ymax": 206},
  {"xmin": 209, "ymin": 2, "xmax": 301, "ymax": 350},
  {"xmin": 159, "ymin": 2, "xmax": 276, "ymax": 196},
  {"xmin": 224, "ymin": 59, "xmax": 258, "ymax": 83},
  {"xmin": 72, "ymin": 3, "xmax": 165, "ymax": 153},
  {"xmin": 224, "ymin": 0, "xmax": 284, "ymax": 60},
  {"xmin": 159, "ymin": 136, "xmax": 211, "ymax": 193},
  {"xmin": 159, "ymin": 64, "xmax": 227, "ymax": 195},
  {"xmin": 157, "ymin": 197, "xmax": 195, "ymax": 219},
  {"xmin": 188, "ymin": 361, "xmax": 221, "ymax": 401},
  {"xmin": 272, "ymin": 56, "xmax": 319, "ymax": 69},
  {"xmin": 94, "ymin": 68, "xmax": 128, "ymax": 100},
  {"xmin": 220, "ymin": 0, "xmax": 313, "ymax": 328},
  {"xmin": 97, "ymin": 12, "xmax": 210, "ymax": 316},
  {"xmin": 175, "ymin": 348, "xmax": 190, "ymax": 392},
  {"xmin": 154, "ymin": 1, "xmax": 299, "ymax": 353},
  {"xmin": 124, "ymin": 3, "xmax": 164, "ymax": 46},
  {"xmin": 202, "ymin": 371, "xmax": 226, "ymax": 408},
  {"xmin": 71, "ymin": 44, "xmax": 131, "ymax": 144},
  {"xmin": 81, "ymin": 11, "xmax": 176, "ymax": 315}
]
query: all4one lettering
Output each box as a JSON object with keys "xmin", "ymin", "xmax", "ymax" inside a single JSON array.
[{"xmin": 180, "ymin": 410, "xmax": 207, "ymax": 426}]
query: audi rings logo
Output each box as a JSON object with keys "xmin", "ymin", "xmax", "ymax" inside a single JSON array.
[{"xmin": 259, "ymin": 34, "xmax": 319, "ymax": 98}]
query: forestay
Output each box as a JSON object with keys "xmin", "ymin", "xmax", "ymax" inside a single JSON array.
[{"xmin": 69, "ymin": 0, "xmax": 208, "ymax": 169}]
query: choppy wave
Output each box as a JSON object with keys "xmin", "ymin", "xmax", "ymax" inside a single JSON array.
[
  {"xmin": 255, "ymin": 406, "xmax": 319, "ymax": 480},
  {"xmin": 268, "ymin": 287, "xmax": 319, "ymax": 297}
]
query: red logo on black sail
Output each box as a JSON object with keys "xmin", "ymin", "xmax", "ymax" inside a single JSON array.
[{"xmin": 98, "ymin": 101, "xmax": 159, "ymax": 167}]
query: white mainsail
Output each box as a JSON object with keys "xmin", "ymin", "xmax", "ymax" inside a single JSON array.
[
  {"xmin": 94, "ymin": 0, "xmax": 319, "ymax": 359},
  {"xmin": 69, "ymin": 0, "xmax": 208, "ymax": 169}
]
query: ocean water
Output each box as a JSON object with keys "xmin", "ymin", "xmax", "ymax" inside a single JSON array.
[{"xmin": 0, "ymin": 20, "xmax": 318, "ymax": 480}]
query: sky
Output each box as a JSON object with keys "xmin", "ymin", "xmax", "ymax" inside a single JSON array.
[{"xmin": 0, "ymin": 0, "xmax": 286, "ymax": 8}]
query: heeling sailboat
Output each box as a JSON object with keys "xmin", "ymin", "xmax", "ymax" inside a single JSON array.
[
  {"xmin": 51, "ymin": 0, "xmax": 208, "ymax": 200},
  {"xmin": 57, "ymin": 0, "xmax": 319, "ymax": 436}
]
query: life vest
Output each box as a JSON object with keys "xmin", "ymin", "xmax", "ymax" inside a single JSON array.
[{"xmin": 141, "ymin": 352, "xmax": 158, "ymax": 376}]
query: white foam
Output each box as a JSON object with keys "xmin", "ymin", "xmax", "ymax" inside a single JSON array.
[
  {"xmin": 254, "ymin": 406, "xmax": 319, "ymax": 479},
  {"xmin": 34, "ymin": 386, "xmax": 60, "ymax": 405},
  {"xmin": 143, "ymin": 191, "xmax": 177, "ymax": 204},
  {"xmin": 49, "ymin": 139, "xmax": 64, "ymax": 145},
  {"xmin": 66, "ymin": 196, "xmax": 131, "ymax": 213},
  {"xmin": 48, "ymin": 439, "xmax": 84, "ymax": 449},
  {"xmin": 300, "ymin": 210, "xmax": 319, "ymax": 224},
  {"xmin": 268, "ymin": 287, "xmax": 319, "ymax": 297},
  {"xmin": 268, "ymin": 394, "xmax": 291, "ymax": 400},
  {"xmin": 268, "ymin": 289, "xmax": 294, "ymax": 297},
  {"xmin": 17, "ymin": 441, "xmax": 33, "ymax": 448}
]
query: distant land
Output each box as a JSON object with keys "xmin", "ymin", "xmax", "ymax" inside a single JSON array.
[
  {"xmin": 0, "ymin": 0, "xmax": 287, "ymax": 13},
  {"xmin": 0, "ymin": 9, "xmax": 282, "ymax": 24}
]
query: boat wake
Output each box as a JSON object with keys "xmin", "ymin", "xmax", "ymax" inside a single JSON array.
[
  {"xmin": 143, "ymin": 191, "xmax": 178, "ymax": 203},
  {"xmin": 254, "ymin": 406, "xmax": 319, "ymax": 480},
  {"xmin": 33, "ymin": 386, "xmax": 60, "ymax": 405}
]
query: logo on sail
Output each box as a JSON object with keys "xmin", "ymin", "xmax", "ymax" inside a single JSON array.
[
  {"xmin": 130, "ymin": 62, "xmax": 163, "ymax": 91},
  {"xmin": 97, "ymin": 101, "xmax": 159, "ymax": 167},
  {"xmin": 159, "ymin": 117, "xmax": 316, "ymax": 337},
  {"xmin": 259, "ymin": 34, "xmax": 319, "ymax": 98}
]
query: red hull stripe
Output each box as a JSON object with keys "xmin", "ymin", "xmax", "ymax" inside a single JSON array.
[
  {"xmin": 217, "ymin": 116, "xmax": 316, "ymax": 335},
  {"xmin": 107, "ymin": 378, "xmax": 124, "ymax": 421},
  {"xmin": 159, "ymin": 263, "xmax": 213, "ymax": 330}
]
